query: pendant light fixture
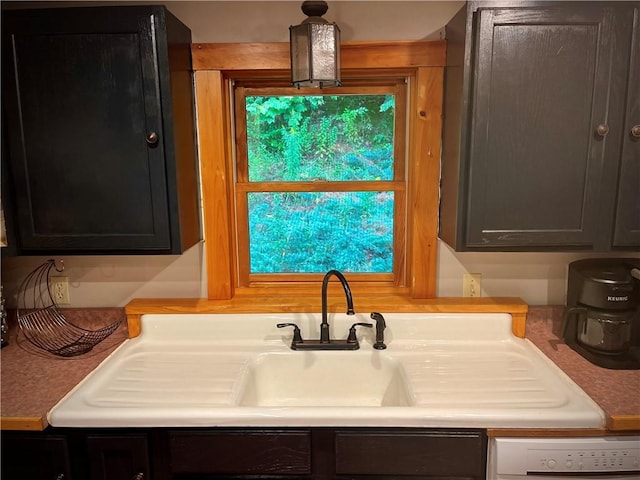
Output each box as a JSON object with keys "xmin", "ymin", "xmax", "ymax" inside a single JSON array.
[{"xmin": 289, "ymin": 0, "xmax": 341, "ymax": 88}]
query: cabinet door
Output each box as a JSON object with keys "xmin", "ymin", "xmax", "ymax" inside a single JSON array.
[
  {"xmin": 612, "ymin": 7, "xmax": 640, "ymax": 249},
  {"xmin": 334, "ymin": 429, "xmax": 486, "ymax": 478},
  {"xmin": 87, "ymin": 434, "xmax": 149, "ymax": 480},
  {"xmin": 1, "ymin": 434, "xmax": 71, "ymax": 480},
  {"xmin": 1, "ymin": 120, "xmax": 18, "ymax": 257},
  {"xmin": 2, "ymin": 8, "xmax": 173, "ymax": 253},
  {"xmin": 168, "ymin": 429, "xmax": 312, "ymax": 476},
  {"xmin": 465, "ymin": 6, "xmax": 632, "ymax": 249}
]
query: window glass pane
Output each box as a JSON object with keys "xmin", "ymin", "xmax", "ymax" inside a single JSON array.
[
  {"xmin": 248, "ymin": 191, "xmax": 394, "ymax": 273},
  {"xmin": 245, "ymin": 95, "xmax": 395, "ymax": 182}
]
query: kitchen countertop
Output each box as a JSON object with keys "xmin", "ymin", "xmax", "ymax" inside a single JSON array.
[
  {"xmin": 524, "ymin": 306, "xmax": 640, "ymax": 432},
  {"xmin": 1, "ymin": 304, "xmax": 638, "ymax": 432},
  {"xmin": 0, "ymin": 308, "xmax": 128, "ymax": 430}
]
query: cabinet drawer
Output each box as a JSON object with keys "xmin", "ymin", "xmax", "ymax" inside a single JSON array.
[
  {"xmin": 169, "ymin": 429, "xmax": 312, "ymax": 475},
  {"xmin": 335, "ymin": 429, "xmax": 486, "ymax": 477}
]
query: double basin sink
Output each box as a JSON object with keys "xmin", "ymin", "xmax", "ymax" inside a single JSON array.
[{"xmin": 48, "ymin": 312, "xmax": 605, "ymax": 429}]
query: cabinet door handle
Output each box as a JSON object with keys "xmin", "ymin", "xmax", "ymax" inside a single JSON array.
[
  {"xmin": 595, "ymin": 124, "xmax": 609, "ymax": 137},
  {"xmin": 631, "ymin": 125, "xmax": 640, "ymax": 138},
  {"xmin": 145, "ymin": 132, "xmax": 159, "ymax": 145}
]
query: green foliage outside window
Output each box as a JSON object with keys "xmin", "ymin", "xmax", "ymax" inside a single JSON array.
[
  {"xmin": 246, "ymin": 95, "xmax": 395, "ymax": 182},
  {"xmin": 245, "ymin": 95, "xmax": 396, "ymax": 274},
  {"xmin": 249, "ymin": 191, "xmax": 394, "ymax": 273}
]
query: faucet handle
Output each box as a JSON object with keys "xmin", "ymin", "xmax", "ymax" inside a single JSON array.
[
  {"xmin": 347, "ymin": 322, "xmax": 373, "ymax": 344},
  {"xmin": 277, "ymin": 323, "xmax": 303, "ymax": 344}
]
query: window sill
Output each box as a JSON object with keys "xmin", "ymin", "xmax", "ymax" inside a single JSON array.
[{"xmin": 125, "ymin": 295, "xmax": 528, "ymax": 339}]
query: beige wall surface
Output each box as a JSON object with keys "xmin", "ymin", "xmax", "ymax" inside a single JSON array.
[
  {"xmin": 1, "ymin": 1, "xmax": 633, "ymax": 307},
  {"xmin": 2, "ymin": 0, "xmax": 462, "ymax": 42},
  {"xmin": 165, "ymin": 1, "xmax": 460, "ymax": 43}
]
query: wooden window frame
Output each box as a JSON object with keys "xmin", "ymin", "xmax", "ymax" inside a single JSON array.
[
  {"xmin": 193, "ymin": 41, "xmax": 445, "ymax": 300},
  {"xmin": 234, "ymin": 79, "xmax": 407, "ymax": 286}
]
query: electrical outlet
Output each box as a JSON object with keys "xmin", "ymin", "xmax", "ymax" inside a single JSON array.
[
  {"xmin": 50, "ymin": 276, "xmax": 71, "ymax": 305},
  {"xmin": 463, "ymin": 273, "xmax": 482, "ymax": 297}
]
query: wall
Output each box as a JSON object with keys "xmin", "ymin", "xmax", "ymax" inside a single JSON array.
[{"xmin": 0, "ymin": 1, "xmax": 633, "ymax": 307}]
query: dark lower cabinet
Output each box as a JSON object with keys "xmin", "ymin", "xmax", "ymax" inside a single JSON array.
[
  {"xmin": 86, "ymin": 434, "xmax": 150, "ymax": 480},
  {"xmin": 335, "ymin": 429, "xmax": 486, "ymax": 478},
  {"xmin": 168, "ymin": 429, "xmax": 312, "ymax": 476},
  {"xmin": 1, "ymin": 433, "xmax": 71, "ymax": 480},
  {"xmin": 1, "ymin": 430, "xmax": 148, "ymax": 480},
  {"xmin": 1, "ymin": 427, "xmax": 487, "ymax": 480},
  {"xmin": 162, "ymin": 428, "xmax": 486, "ymax": 479}
]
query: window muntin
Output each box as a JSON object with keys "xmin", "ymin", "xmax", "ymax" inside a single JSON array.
[{"xmin": 234, "ymin": 80, "xmax": 407, "ymax": 283}]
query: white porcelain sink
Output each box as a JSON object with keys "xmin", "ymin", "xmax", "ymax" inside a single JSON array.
[
  {"xmin": 237, "ymin": 351, "xmax": 413, "ymax": 407},
  {"xmin": 47, "ymin": 312, "xmax": 605, "ymax": 429}
]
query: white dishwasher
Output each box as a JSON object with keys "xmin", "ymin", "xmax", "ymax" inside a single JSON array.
[{"xmin": 488, "ymin": 436, "xmax": 640, "ymax": 479}]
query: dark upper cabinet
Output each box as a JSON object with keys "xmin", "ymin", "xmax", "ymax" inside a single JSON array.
[
  {"xmin": 1, "ymin": 6, "xmax": 200, "ymax": 254},
  {"xmin": 440, "ymin": 1, "xmax": 640, "ymax": 252},
  {"xmin": 613, "ymin": 7, "xmax": 640, "ymax": 249}
]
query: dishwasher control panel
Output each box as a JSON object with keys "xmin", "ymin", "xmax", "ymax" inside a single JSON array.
[
  {"xmin": 491, "ymin": 436, "xmax": 640, "ymax": 477},
  {"xmin": 527, "ymin": 446, "xmax": 639, "ymax": 473}
]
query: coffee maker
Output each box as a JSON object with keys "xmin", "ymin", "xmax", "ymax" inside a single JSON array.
[{"xmin": 563, "ymin": 258, "xmax": 640, "ymax": 369}]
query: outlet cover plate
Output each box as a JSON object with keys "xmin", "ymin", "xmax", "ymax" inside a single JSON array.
[
  {"xmin": 51, "ymin": 276, "xmax": 71, "ymax": 305},
  {"xmin": 463, "ymin": 273, "xmax": 482, "ymax": 297}
]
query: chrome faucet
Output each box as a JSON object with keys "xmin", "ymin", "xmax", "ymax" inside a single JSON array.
[
  {"xmin": 320, "ymin": 269, "xmax": 355, "ymax": 342},
  {"xmin": 277, "ymin": 269, "xmax": 371, "ymax": 350}
]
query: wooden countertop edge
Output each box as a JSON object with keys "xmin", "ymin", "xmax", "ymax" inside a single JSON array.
[
  {"xmin": 124, "ymin": 296, "xmax": 530, "ymax": 314},
  {"xmin": 487, "ymin": 428, "xmax": 610, "ymax": 437},
  {"xmin": 607, "ymin": 415, "xmax": 640, "ymax": 432},
  {"xmin": 1, "ymin": 416, "xmax": 48, "ymax": 431},
  {"xmin": 124, "ymin": 296, "xmax": 529, "ymax": 339}
]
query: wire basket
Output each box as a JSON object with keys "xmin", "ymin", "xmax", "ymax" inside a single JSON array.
[{"xmin": 16, "ymin": 259, "xmax": 121, "ymax": 357}]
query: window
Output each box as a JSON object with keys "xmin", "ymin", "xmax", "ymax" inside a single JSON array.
[
  {"xmin": 233, "ymin": 79, "xmax": 407, "ymax": 285},
  {"xmin": 194, "ymin": 41, "xmax": 444, "ymax": 299}
]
